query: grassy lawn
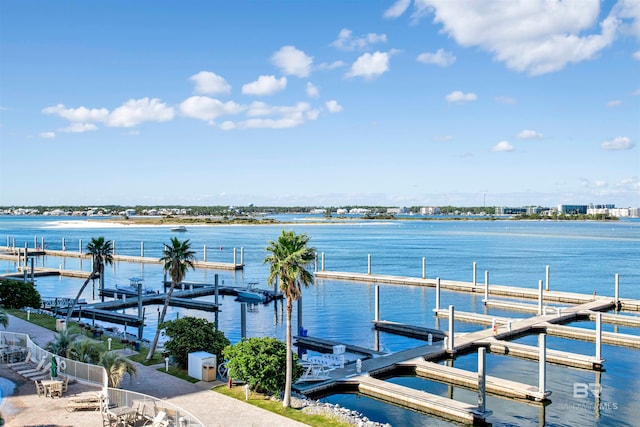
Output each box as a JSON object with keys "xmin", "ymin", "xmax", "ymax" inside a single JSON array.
[{"xmin": 214, "ymin": 385, "xmax": 352, "ymax": 427}]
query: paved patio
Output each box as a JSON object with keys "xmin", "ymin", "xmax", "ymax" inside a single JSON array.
[{"xmin": 1, "ymin": 315, "xmax": 308, "ymax": 427}]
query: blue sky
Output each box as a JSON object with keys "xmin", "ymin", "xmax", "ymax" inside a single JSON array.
[{"xmin": 1, "ymin": 0, "xmax": 639, "ymax": 208}]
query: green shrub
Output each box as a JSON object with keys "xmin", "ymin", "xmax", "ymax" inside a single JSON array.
[
  {"xmin": 160, "ymin": 317, "xmax": 229, "ymax": 368},
  {"xmin": 0, "ymin": 279, "xmax": 41, "ymax": 309},
  {"xmin": 223, "ymin": 337, "xmax": 303, "ymax": 395}
]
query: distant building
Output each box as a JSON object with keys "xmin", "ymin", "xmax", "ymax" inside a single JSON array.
[
  {"xmin": 420, "ymin": 207, "xmax": 441, "ymax": 215},
  {"xmin": 310, "ymin": 208, "xmax": 326, "ymax": 214},
  {"xmin": 495, "ymin": 207, "xmax": 526, "ymax": 215},
  {"xmin": 336, "ymin": 208, "xmax": 347, "ymax": 215},
  {"xmin": 557, "ymin": 204, "xmax": 588, "ymax": 215},
  {"xmin": 387, "ymin": 207, "xmax": 409, "ymax": 214}
]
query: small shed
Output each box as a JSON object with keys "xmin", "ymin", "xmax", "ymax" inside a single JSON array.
[{"xmin": 187, "ymin": 351, "xmax": 217, "ymax": 381}]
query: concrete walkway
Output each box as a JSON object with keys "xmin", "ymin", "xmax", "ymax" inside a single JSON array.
[{"xmin": 1, "ymin": 314, "xmax": 309, "ymax": 427}]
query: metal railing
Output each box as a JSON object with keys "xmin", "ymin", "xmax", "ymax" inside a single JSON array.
[
  {"xmin": 108, "ymin": 388, "xmax": 204, "ymax": 427},
  {"xmin": 0, "ymin": 331, "xmax": 107, "ymax": 388},
  {"xmin": 1, "ymin": 331, "xmax": 204, "ymax": 427}
]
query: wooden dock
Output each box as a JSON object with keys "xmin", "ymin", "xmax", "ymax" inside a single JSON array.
[
  {"xmin": 347, "ymin": 375, "xmax": 489, "ymax": 425},
  {"xmin": 399, "ymin": 357, "xmax": 550, "ymax": 402},
  {"xmin": 314, "ymin": 270, "xmax": 640, "ymax": 312},
  {"xmin": 0, "ymin": 246, "xmax": 243, "ymax": 271},
  {"xmin": 373, "ymin": 320, "xmax": 446, "ymax": 341},
  {"xmin": 294, "ymin": 336, "xmax": 387, "ymax": 358},
  {"xmin": 478, "ymin": 337, "xmax": 603, "ymax": 370}
]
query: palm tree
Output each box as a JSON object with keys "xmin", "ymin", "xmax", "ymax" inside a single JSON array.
[
  {"xmin": 145, "ymin": 238, "xmax": 195, "ymax": 362},
  {"xmin": 66, "ymin": 237, "xmax": 113, "ymax": 322},
  {"xmin": 0, "ymin": 308, "xmax": 7, "ymax": 328},
  {"xmin": 98, "ymin": 351, "xmax": 137, "ymax": 388},
  {"xmin": 45, "ymin": 327, "xmax": 80, "ymax": 357},
  {"xmin": 264, "ymin": 230, "xmax": 316, "ymax": 407},
  {"xmin": 68, "ymin": 338, "xmax": 103, "ymax": 364}
]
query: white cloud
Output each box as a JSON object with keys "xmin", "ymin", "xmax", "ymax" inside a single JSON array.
[
  {"xmin": 318, "ymin": 60, "xmax": 346, "ymax": 70},
  {"xmin": 107, "ymin": 98, "xmax": 174, "ymax": 127},
  {"xmin": 271, "ymin": 46, "xmax": 313, "ymax": 78},
  {"xmin": 60, "ymin": 123, "xmax": 98, "ymax": 133},
  {"xmin": 346, "ymin": 51, "xmax": 391, "ymax": 79},
  {"xmin": 242, "ymin": 75, "xmax": 287, "ymax": 96},
  {"xmin": 411, "ymin": 0, "xmax": 621, "ymax": 75},
  {"xmin": 606, "ymin": 99, "xmax": 623, "ymax": 107},
  {"xmin": 189, "ymin": 71, "xmax": 231, "ymax": 95},
  {"xmin": 416, "ymin": 49, "xmax": 456, "ymax": 66},
  {"xmin": 634, "ymin": 50, "xmax": 640, "ymax": 60},
  {"xmin": 179, "ymin": 96, "xmax": 245, "ymax": 121},
  {"xmin": 306, "ymin": 82, "xmax": 319, "ymax": 98},
  {"xmin": 601, "ymin": 136, "xmax": 635, "ymax": 150},
  {"xmin": 445, "ymin": 90, "xmax": 477, "ymax": 103},
  {"xmin": 325, "ymin": 100, "xmax": 343, "ymax": 113},
  {"xmin": 332, "ymin": 28, "xmax": 388, "ymax": 51},
  {"xmin": 218, "ymin": 102, "xmax": 319, "ymax": 130},
  {"xmin": 40, "ymin": 131, "xmax": 55, "ymax": 139},
  {"xmin": 384, "ymin": 0, "xmax": 411, "ymax": 19},
  {"xmin": 633, "ymin": 89, "xmax": 640, "ymax": 96},
  {"xmin": 492, "ymin": 140, "xmax": 514, "ymax": 152},
  {"xmin": 495, "ymin": 96, "xmax": 517, "ymax": 105},
  {"xmin": 42, "ymin": 104, "xmax": 109, "ymax": 123},
  {"xmin": 516, "ymin": 129, "xmax": 543, "ymax": 139}
]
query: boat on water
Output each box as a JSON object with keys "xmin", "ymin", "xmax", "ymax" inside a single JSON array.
[
  {"xmin": 116, "ymin": 277, "xmax": 156, "ymax": 295},
  {"xmin": 171, "ymin": 225, "xmax": 187, "ymax": 232},
  {"xmin": 237, "ymin": 282, "xmax": 268, "ymax": 303}
]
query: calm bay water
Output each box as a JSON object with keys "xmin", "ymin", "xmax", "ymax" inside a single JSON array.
[{"xmin": 1, "ymin": 216, "xmax": 639, "ymax": 426}]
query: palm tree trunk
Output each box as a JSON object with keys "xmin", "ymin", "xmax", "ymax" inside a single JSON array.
[
  {"xmin": 145, "ymin": 281, "xmax": 176, "ymax": 362},
  {"xmin": 283, "ymin": 297, "xmax": 293, "ymax": 407},
  {"xmin": 65, "ymin": 273, "xmax": 96, "ymax": 323}
]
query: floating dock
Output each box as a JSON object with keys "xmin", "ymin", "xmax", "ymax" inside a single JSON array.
[
  {"xmin": 295, "ymin": 336, "xmax": 387, "ymax": 359},
  {"xmin": 399, "ymin": 357, "xmax": 550, "ymax": 402}
]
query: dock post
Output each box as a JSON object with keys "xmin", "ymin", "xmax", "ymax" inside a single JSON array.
[
  {"xmin": 62, "ymin": 237, "xmax": 66, "ymax": 251},
  {"xmin": 483, "ymin": 271, "xmax": 489, "ymax": 304},
  {"xmin": 545, "ymin": 265, "xmax": 550, "ymax": 291},
  {"xmin": 233, "ymin": 248, "xmax": 237, "ymax": 265},
  {"xmin": 448, "ymin": 305, "xmax": 455, "ymax": 352},
  {"xmin": 321, "ymin": 252, "xmax": 325, "ymax": 271},
  {"xmin": 478, "ymin": 347, "xmax": 487, "ymax": 415},
  {"xmin": 137, "ymin": 281, "xmax": 143, "ymax": 338},
  {"xmin": 422, "ymin": 257, "xmax": 426, "ymax": 279},
  {"xmin": 203, "ymin": 245, "xmax": 207, "ymax": 262},
  {"xmin": 241, "ymin": 303, "xmax": 247, "ymax": 339},
  {"xmin": 428, "ymin": 333, "xmax": 432, "ymax": 345},
  {"xmin": 297, "ymin": 297, "xmax": 303, "ymax": 335},
  {"xmin": 538, "ymin": 333, "xmax": 546, "ymax": 395},
  {"xmin": 41, "ymin": 236, "xmax": 44, "ymax": 250},
  {"xmin": 214, "ymin": 274, "xmax": 219, "ymax": 305},
  {"xmin": 473, "ymin": 261, "xmax": 477, "ymax": 288},
  {"xmin": 538, "ymin": 280, "xmax": 544, "ymax": 315},
  {"xmin": 614, "ymin": 274, "xmax": 619, "ymax": 307},
  {"xmin": 367, "ymin": 254, "xmax": 371, "ymax": 275},
  {"xmin": 112, "ymin": 240, "xmax": 115, "ymax": 255},
  {"xmin": 24, "ymin": 243, "xmax": 27, "ymax": 267},
  {"xmin": 141, "ymin": 242, "xmax": 144, "ymax": 257},
  {"xmin": 596, "ymin": 312, "xmax": 602, "ymax": 361},
  {"xmin": 374, "ymin": 285, "xmax": 380, "ymax": 322},
  {"xmin": 30, "ymin": 258, "xmax": 34, "ymax": 280},
  {"xmin": 241, "ymin": 247, "xmax": 244, "ymax": 265},
  {"xmin": 434, "ymin": 277, "xmax": 441, "ymax": 312}
]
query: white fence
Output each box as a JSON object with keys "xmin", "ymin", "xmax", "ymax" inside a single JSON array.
[{"xmin": 1, "ymin": 331, "xmax": 204, "ymax": 427}]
